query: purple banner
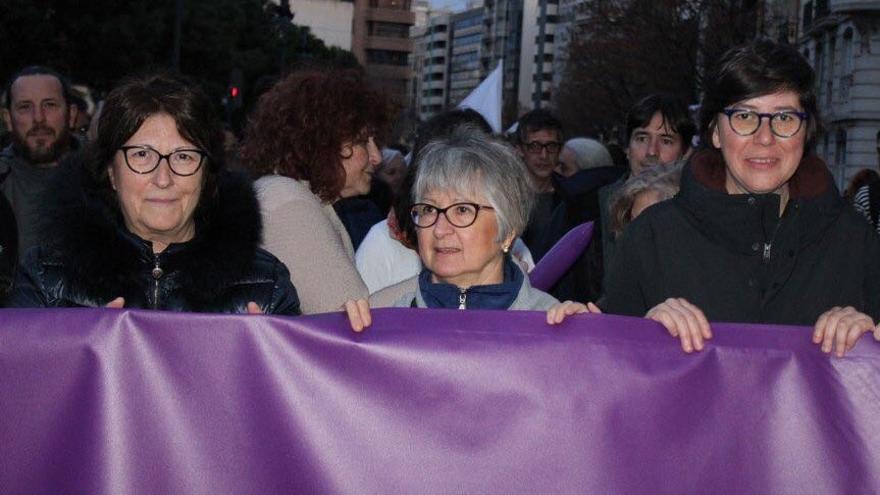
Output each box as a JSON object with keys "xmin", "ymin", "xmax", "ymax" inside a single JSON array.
[{"xmin": 1, "ymin": 308, "xmax": 879, "ymax": 494}]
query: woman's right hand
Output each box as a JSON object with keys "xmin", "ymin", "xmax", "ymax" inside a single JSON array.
[
  {"xmin": 344, "ymin": 299, "xmax": 372, "ymax": 332},
  {"xmin": 646, "ymin": 298, "xmax": 712, "ymax": 353},
  {"xmin": 105, "ymin": 297, "xmax": 125, "ymax": 308}
]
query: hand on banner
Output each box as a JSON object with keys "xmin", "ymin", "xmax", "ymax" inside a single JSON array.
[
  {"xmin": 246, "ymin": 302, "xmax": 264, "ymax": 314},
  {"xmin": 105, "ymin": 297, "xmax": 125, "ymax": 308},
  {"xmin": 812, "ymin": 306, "xmax": 874, "ymax": 358},
  {"xmin": 646, "ymin": 297, "xmax": 712, "ymax": 353},
  {"xmin": 345, "ymin": 299, "xmax": 372, "ymax": 332},
  {"xmin": 546, "ymin": 301, "xmax": 601, "ymax": 325}
]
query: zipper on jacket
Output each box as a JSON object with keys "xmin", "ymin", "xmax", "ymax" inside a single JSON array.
[
  {"xmin": 762, "ymin": 209, "xmax": 787, "ymax": 264},
  {"xmin": 151, "ymin": 256, "xmax": 163, "ymax": 309},
  {"xmin": 458, "ymin": 288, "xmax": 467, "ymax": 310}
]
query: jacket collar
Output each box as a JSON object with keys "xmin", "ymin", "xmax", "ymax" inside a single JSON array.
[
  {"xmin": 688, "ymin": 149, "xmax": 830, "ymax": 199},
  {"xmin": 46, "ymin": 163, "xmax": 264, "ymax": 302},
  {"xmin": 676, "ymin": 149, "xmax": 842, "ymax": 254},
  {"xmin": 417, "ymin": 256, "xmax": 524, "ymax": 310}
]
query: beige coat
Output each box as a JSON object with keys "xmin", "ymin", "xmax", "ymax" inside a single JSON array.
[{"xmin": 255, "ymin": 175, "xmax": 368, "ymax": 314}]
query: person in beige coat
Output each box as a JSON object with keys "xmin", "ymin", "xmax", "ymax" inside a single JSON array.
[{"xmin": 240, "ymin": 70, "xmax": 392, "ymax": 314}]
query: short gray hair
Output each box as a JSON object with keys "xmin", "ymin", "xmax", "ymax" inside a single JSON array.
[
  {"xmin": 564, "ymin": 137, "xmax": 613, "ymax": 170},
  {"xmin": 413, "ymin": 125, "xmax": 536, "ymax": 242}
]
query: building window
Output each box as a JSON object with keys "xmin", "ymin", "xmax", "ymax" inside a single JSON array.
[
  {"xmin": 827, "ymin": 36, "xmax": 836, "ymax": 107},
  {"xmin": 802, "ymin": 1, "xmax": 813, "ymax": 31},
  {"xmin": 428, "ymin": 40, "xmax": 447, "ymax": 50},
  {"xmin": 454, "ymin": 15, "xmax": 482, "ymax": 30},
  {"xmin": 453, "ymin": 33, "xmax": 482, "ymax": 47},
  {"xmin": 368, "ymin": 21, "xmax": 411, "ymax": 38},
  {"xmin": 843, "ymin": 27, "xmax": 854, "ymax": 73},
  {"xmin": 366, "ymin": 49, "xmax": 410, "ymax": 66},
  {"xmin": 835, "ymin": 128, "xmax": 847, "ymax": 168},
  {"xmin": 452, "ymin": 51, "xmax": 479, "ymax": 65}
]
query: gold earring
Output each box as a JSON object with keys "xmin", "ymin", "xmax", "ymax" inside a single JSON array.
[{"xmin": 502, "ymin": 244, "xmax": 510, "ymax": 254}]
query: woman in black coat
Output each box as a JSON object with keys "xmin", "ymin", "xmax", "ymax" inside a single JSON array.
[
  {"xmin": 602, "ymin": 40, "xmax": 880, "ymax": 356},
  {"xmin": 5, "ymin": 73, "xmax": 300, "ymax": 315}
]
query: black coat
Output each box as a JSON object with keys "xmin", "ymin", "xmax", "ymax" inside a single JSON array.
[
  {"xmin": 602, "ymin": 150, "xmax": 880, "ymax": 325},
  {"xmin": 5, "ymin": 166, "xmax": 300, "ymax": 315},
  {"xmin": 0, "ymin": 193, "xmax": 16, "ymax": 298}
]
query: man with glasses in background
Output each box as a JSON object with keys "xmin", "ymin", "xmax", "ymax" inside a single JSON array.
[{"xmin": 514, "ymin": 109, "xmax": 565, "ymax": 258}]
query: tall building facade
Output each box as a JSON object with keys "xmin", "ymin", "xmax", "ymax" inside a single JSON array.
[
  {"xmin": 482, "ymin": 0, "xmax": 525, "ymax": 123},
  {"xmin": 797, "ymin": 1, "xmax": 880, "ymax": 187},
  {"xmin": 518, "ymin": 0, "xmax": 558, "ymax": 112},
  {"xmin": 351, "ymin": 0, "xmax": 417, "ymax": 105},
  {"xmin": 411, "ymin": 11, "xmax": 453, "ymax": 119},
  {"xmin": 448, "ymin": 8, "xmax": 485, "ymax": 106}
]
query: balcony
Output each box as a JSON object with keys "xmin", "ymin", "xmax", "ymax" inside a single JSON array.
[
  {"xmin": 830, "ymin": 0, "xmax": 880, "ymax": 11},
  {"xmin": 365, "ymin": 36, "xmax": 414, "ymax": 52},
  {"xmin": 365, "ymin": 7, "xmax": 415, "ymax": 24},
  {"xmin": 365, "ymin": 64, "xmax": 412, "ymax": 81}
]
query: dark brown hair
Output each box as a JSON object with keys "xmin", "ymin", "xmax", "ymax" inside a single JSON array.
[
  {"xmin": 91, "ymin": 72, "xmax": 225, "ymax": 215},
  {"xmin": 700, "ymin": 39, "xmax": 821, "ymax": 151},
  {"xmin": 240, "ymin": 69, "xmax": 392, "ymax": 202}
]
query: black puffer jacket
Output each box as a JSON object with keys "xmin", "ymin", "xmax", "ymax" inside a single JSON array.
[
  {"xmin": 5, "ymin": 166, "xmax": 300, "ymax": 315},
  {"xmin": 602, "ymin": 150, "xmax": 880, "ymax": 325}
]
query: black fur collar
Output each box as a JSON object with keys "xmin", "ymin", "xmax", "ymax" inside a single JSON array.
[{"xmin": 44, "ymin": 161, "xmax": 263, "ymax": 301}]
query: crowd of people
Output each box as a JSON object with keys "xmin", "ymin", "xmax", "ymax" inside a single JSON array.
[{"xmin": 1, "ymin": 39, "xmax": 879, "ymax": 357}]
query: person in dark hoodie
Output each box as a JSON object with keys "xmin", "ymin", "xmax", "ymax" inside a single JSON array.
[
  {"xmin": 5, "ymin": 72, "xmax": 300, "ymax": 314},
  {"xmin": 601, "ymin": 39, "xmax": 880, "ymax": 356}
]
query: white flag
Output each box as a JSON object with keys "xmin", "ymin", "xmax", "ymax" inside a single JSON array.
[{"xmin": 457, "ymin": 59, "xmax": 503, "ymax": 134}]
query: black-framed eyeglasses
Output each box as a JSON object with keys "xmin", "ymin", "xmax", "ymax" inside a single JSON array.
[
  {"xmin": 721, "ymin": 108, "xmax": 809, "ymax": 138},
  {"xmin": 119, "ymin": 145, "xmax": 207, "ymax": 177},
  {"xmin": 410, "ymin": 202, "xmax": 495, "ymax": 228},
  {"xmin": 522, "ymin": 141, "xmax": 562, "ymax": 154}
]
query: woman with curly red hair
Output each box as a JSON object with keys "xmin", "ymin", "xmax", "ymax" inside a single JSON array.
[{"xmin": 240, "ymin": 69, "xmax": 392, "ymax": 314}]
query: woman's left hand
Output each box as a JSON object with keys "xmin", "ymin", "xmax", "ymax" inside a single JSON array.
[
  {"xmin": 344, "ymin": 299, "xmax": 372, "ymax": 332},
  {"xmin": 813, "ymin": 306, "xmax": 876, "ymax": 357},
  {"xmin": 546, "ymin": 301, "xmax": 601, "ymax": 325}
]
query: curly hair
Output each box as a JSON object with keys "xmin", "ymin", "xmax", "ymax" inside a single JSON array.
[{"xmin": 240, "ymin": 70, "xmax": 392, "ymax": 202}]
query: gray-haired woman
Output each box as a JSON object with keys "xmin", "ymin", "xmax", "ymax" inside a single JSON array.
[
  {"xmin": 345, "ymin": 126, "xmax": 598, "ymax": 330},
  {"xmin": 609, "ymin": 163, "xmax": 682, "ymax": 238}
]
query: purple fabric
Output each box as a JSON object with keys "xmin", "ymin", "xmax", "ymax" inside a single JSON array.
[
  {"xmin": 528, "ymin": 221, "xmax": 594, "ymax": 291},
  {"xmin": 1, "ymin": 308, "xmax": 879, "ymax": 494}
]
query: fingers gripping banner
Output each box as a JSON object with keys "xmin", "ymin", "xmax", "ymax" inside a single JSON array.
[{"xmin": 1, "ymin": 308, "xmax": 879, "ymax": 494}]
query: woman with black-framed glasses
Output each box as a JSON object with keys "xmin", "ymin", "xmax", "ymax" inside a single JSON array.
[
  {"xmin": 343, "ymin": 126, "xmax": 599, "ymax": 331},
  {"xmin": 4, "ymin": 73, "xmax": 300, "ymax": 315},
  {"xmin": 601, "ymin": 39, "xmax": 880, "ymax": 356}
]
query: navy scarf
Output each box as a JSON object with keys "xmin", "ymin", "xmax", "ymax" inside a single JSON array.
[{"xmin": 418, "ymin": 257, "xmax": 524, "ymax": 310}]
